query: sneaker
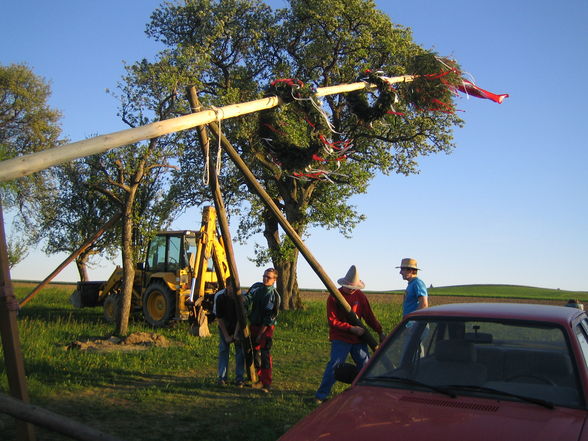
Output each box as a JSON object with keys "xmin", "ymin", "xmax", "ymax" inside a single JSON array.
[
  {"xmin": 235, "ymin": 380, "xmax": 245, "ymax": 388},
  {"xmin": 314, "ymin": 398, "xmax": 325, "ymax": 405},
  {"xmin": 217, "ymin": 379, "xmax": 227, "ymax": 386},
  {"xmin": 261, "ymin": 386, "xmax": 271, "ymax": 394}
]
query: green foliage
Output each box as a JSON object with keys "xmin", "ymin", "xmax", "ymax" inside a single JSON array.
[
  {"xmin": 0, "ymin": 63, "xmax": 64, "ymax": 234},
  {"xmin": 0, "ymin": 63, "xmax": 62, "ymax": 161},
  {"xmin": 28, "ymin": 160, "xmax": 120, "ymax": 279},
  {"xmin": 6, "ymin": 234, "xmax": 28, "ymax": 268},
  {"xmin": 141, "ymin": 1, "xmax": 463, "ymax": 283}
]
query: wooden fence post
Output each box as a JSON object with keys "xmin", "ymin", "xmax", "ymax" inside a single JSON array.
[{"xmin": 0, "ymin": 199, "xmax": 37, "ymax": 441}]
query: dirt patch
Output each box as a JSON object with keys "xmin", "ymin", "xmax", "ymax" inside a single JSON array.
[{"xmin": 65, "ymin": 332, "xmax": 173, "ymax": 353}]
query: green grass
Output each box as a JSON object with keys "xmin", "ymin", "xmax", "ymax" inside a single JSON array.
[
  {"xmin": 0, "ymin": 283, "xmax": 584, "ymax": 440},
  {"xmin": 1, "ymin": 285, "xmax": 401, "ymax": 441}
]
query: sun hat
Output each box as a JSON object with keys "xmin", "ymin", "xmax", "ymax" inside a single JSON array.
[
  {"xmin": 396, "ymin": 258, "xmax": 420, "ymax": 270},
  {"xmin": 337, "ymin": 265, "xmax": 365, "ymax": 290}
]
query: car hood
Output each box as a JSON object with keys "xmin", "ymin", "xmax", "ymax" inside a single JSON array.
[{"xmin": 280, "ymin": 386, "xmax": 587, "ymax": 441}]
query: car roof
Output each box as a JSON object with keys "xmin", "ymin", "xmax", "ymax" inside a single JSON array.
[{"xmin": 408, "ymin": 302, "xmax": 585, "ymax": 326}]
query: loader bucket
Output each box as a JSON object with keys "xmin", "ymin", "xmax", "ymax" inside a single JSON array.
[{"xmin": 70, "ymin": 281, "xmax": 104, "ymax": 308}]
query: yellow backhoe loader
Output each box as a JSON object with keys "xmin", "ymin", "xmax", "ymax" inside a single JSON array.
[{"xmin": 71, "ymin": 206, "xmax": 230, "ymax": 332}]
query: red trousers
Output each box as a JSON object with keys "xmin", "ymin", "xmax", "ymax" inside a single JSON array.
[{"xmin": 250, "ymin": 325, "xmax": 274, "ymax": 387}]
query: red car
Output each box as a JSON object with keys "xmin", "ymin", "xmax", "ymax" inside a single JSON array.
[{"xmin": 280, "ymin": 303, "xmax": 588, "ymax": 441}]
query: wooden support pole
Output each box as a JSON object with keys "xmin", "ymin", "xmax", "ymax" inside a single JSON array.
[
  {"xmin": 0, "ymin": 200, "xmax": 37, "ymax": 441},
  {"xmin": 186, "ymin": 86, "xmax": 258, "ymax": 382},
  {"xmin": 206, "ymin": 123, "xmax": 379, "ymax": 351},
  {"xmin": 18, "ymin": 213, "xmax": 121, "ymax": 308},
  {"xmin": 0, "ymin": 75, "xmax": 416, "ymax": 183},
  {"xmin": 0, "ymin": 393, "xmax": 125, "ymax": 441}
]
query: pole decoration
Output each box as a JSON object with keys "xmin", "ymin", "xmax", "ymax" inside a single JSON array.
[
  {"xmin": 258, "ymin": 79, "xmax": 349, "ymax": 174},
  {"xmin": 400, "ymin": 54, "xmax": 463, "ymax": 112},
  {"xmin": 345, "ymin": 70, "xmax": 400, "ymax": 123},
  {"xmin": 400, "ymin": 54, "xmax": 509, "ymax": 108},
  {"xmin": 256, "ymin": 54, "xmax": 508, "ymax": 180}
]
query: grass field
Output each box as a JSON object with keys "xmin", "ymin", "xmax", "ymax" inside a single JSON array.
[{"xmin": 0, "ymin": 283, "xmax": 586, "ymax": 440}]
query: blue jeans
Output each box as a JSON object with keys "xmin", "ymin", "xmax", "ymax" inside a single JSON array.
[
  {"xmin": 217, "ymin": 329, "xmax": 245, "ymax": 382},
  {"xmin": 315, "ymin": 340, "xmax": 369, "ymax": 400}
]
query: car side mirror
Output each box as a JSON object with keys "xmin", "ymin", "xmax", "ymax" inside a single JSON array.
[{"xmin": 334, "ymin": 363, "xmax": 359, "ymax": 384}]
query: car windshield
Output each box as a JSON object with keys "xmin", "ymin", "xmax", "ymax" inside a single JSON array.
[{"xmin": 359, "ymin": 318, "xmax": 583, "ymax": 408}]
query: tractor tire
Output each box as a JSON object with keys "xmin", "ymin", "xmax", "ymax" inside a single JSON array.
[
  {"xmin": 103, "ymin": 294, "xmax": 120, "ymax": 323},
  {"xmin": 142, "ymin": 282, "xmax": 176, "ymax": 327}
]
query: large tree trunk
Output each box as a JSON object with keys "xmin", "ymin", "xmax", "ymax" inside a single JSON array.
[
  {"xmin": 75, "ymin": 252, "xmax": 90, "ymax": 282},
  {"xmin": 115, "ymin": 191, "xmax": 137, "ymax": 336},
  {"xmin": 263, "ymin": 211, "xmax": 304, "ymax": 310},
  {"xmin": 275, "ymin": 252, "xmax": 303, "ymax": 310}
]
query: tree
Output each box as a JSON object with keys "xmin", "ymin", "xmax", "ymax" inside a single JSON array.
[
  {"xmin": 82, "ymin": 58, "xmax": 187, "ymax": 335},
  {"xmin": 83, "ymin": 144, "xmax": 179, "ymax": 335},
  {"xmin": 6, "ymin": 235, "xmax": 28, "ymax": 269},
  {"xmin": 145, "ymin": 0, "xmax": 463, "ymax": 309},
  {"xmin": 0, "ymin": 63, "xmax": 64, "ymax": 273},
  {"xmin": 30, "ymin": 160, "xmax": 120, "ymax": 281},
  {"xmin": 0, "ymin": 63, "xmax": 63, "ymax": 222}
]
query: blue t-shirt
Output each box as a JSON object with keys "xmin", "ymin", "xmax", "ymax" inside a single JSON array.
[{"xmin": 403, "ymin": 277, "xmax": 428, "ymax": 316}]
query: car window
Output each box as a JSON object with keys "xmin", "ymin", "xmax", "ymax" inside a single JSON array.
[
  {"xmin": 575, "ymin": 320, "xmax": 588, "ymax": 370},
  {"xmin": 360, "ymin": 318, "xmax": 582, "ymax": 408}
]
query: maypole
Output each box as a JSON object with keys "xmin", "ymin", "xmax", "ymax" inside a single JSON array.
[{"xmin": 0, "ymin": 75, "xmax": 416, "ymax": 183}]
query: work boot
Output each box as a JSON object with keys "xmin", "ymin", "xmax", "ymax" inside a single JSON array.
[{"xmin": 251, "ymin": 381, "xmax": 264, "ymax": 389}]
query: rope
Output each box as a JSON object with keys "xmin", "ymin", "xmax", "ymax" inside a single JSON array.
[{"xmin": 202, "ymin": 136, "xmax": 210, "ymax": 186}]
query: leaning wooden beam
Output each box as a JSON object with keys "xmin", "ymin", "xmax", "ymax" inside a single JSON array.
[
  {"xmin": 19, "ymin": 213, "xmax": 121, "ymax": 308},
  {"xmin": 0, "ymin": 75, "xmax": 416, "ymax": 183},
  {"xmin": 186, "ymin": 86, "xmax": 259, "ymax": 382},
  {"xmin": 0, "ymin": 393, "xmax": 126, "ymax": 441},
  {"xmin": 206, "ymin": 122, "xmax": 379, "ymax": 351}
]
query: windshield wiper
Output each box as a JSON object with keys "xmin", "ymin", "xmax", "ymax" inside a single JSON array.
[
  {"xmin": 445, "ymin": 384, "xmax": 555, "ymax": 409},
  {"xmin": 361, "ymin": 375, "xmax": 456, "ymax": 398}
]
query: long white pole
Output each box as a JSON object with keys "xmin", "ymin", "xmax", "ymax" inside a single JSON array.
[{"xmin": 0, "ymin": 75, "xmax": 415, "ymax": 182}]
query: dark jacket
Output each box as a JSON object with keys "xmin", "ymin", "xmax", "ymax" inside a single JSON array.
[{"xmin": 244, "ymin": 282, "xmax": 281, "ymax": 326}]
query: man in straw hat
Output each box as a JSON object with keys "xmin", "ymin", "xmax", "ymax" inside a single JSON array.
[
  {"xmin": 397, "ymin": 258, "xmax": 428, "ymax": 316},
  {"xmin": 314, "ymin": 265, "xmax": 386, "ymax": 404}
]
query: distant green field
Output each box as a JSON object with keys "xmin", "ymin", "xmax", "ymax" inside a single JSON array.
[
  {"xmin": 383, "ymin": 284, "xmax": 587, "ymax": 301},
  {"xmin": 13, "ymin": 281, "xmax": 587, "ymax": 302}
]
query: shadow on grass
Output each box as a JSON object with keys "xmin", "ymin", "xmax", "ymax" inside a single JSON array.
[{"xmin": 11, "ymin": 366, "xmax": 315, "ymax": 441}]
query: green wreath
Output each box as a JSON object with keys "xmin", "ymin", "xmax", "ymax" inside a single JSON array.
[
  {"xmin": 345, "ymin": 70, "xmax": 398, "ymax": 123},
  {"xmin": 258, "ymin": 79, "xmax": 331, "ymax": 172}
]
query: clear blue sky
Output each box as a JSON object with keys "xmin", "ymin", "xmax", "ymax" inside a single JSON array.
[{"xmin": 2, "ymin": 0, "xmax": 587, "ymax": 292}]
